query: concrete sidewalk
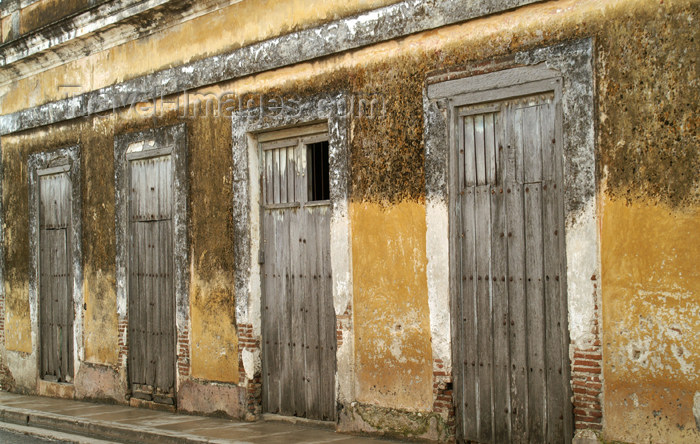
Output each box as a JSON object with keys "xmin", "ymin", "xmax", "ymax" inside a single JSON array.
[{"xmin": 0, "ymin": 391, "xmax": 403, "ymax": 443}]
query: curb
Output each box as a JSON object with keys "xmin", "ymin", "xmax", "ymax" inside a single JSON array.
[
  {"xmin": 0, "ymin": 420, "xmax": 117, "ymax": 443},
  {"xmin": 0, "ymin": 405, "xmax": 233, "ymax": 444}
]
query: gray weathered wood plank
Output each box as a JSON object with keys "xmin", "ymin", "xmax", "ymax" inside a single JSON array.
[
  {"xmin": 474, "ymin": 114, "xmax": 486, "ymax": 185},
  {"xmin": 39, "ymin": 230, "xmax": 48, "ymax": 378},
  {"xmin": 264, "ymin": 150, "xmax": 272, "ymax": 205},
  {"xmin": 304, "ymin": 207, "xmax": 321, "ymax": 418},
  {"xmin": 491, "ymin": 111, "xmax": 511, "ymax": 443},
  {"xmin": 143, "ymin": 221, "xmax": 154, "ymax": 387},
  {"xmin": 507, "ymin": 104, "xmax": 529, "ymax": 444},
  {"xmin": 463, "ymin": 117, "xmax": 475, "ymax": 187},
  {"xmin": 279, "ymin": 147, "xmax": 288, "ymax": 203},
  {"xmin": 162, "ymin": 219, "xmax": 175, "ymax": 393},
  {"xmin": 460, "ymin": 185, "xmax": 478, "ymax": 441},
  {"xmin": 290, "ymin": 208, "xmax": 306, "ymax": 416},
  {"xmin": 272, "ymin": 148, "xmax": 280, "ymax": 204},
  {"xmin": 543, "ymin": 177, "xmax": 566, "ymax": 444},
  {"xmin": 263, "ymin": 208, "xmax": 280, "ymax": 412},
  {"xmin": 475, "ymin": 184, "xmax": 493, "ymax": 441},
  {"xmin": 540, "ymin": 100, "xmax": 556, "ymax": 182},
  {"xmin": 318, "ymin": 206, "xmax": 335, "ymax": 420},
  {"xmin": 523, "ymin": 105, "xmax": 542, "ymax": 184},
  {"xmin": 541, "ymin": 97, "xmax": 567, "ymax": 444},
  {"xmin": 154, "ymin": 221, "xmax": 164, "ymax": 391},
  {"xmin": 485, "ymin": 113, "xmax": 497, "ymax": 185},
  {"xmin": 524, "ymin": 181, "xmax": 546, "ymax": 443}
]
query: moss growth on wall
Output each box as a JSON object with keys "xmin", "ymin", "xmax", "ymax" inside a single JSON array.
[
  {"xmin": 597, "ymin": 1, "xmax": 699, "ymax": 209},
  {"xmin": 340, "ymin": 401, "xmax": 452, "ymax": 441}
]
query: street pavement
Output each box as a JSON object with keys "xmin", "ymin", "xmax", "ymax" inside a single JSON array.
[
  {"xmin": 0, "ymin": 428, "xmax": 56, "ymax": 444},
  {"xmin": 0, "ymin": 421, "xmax": 118, "ymax": 443},
  {"xmin": 0, "ymin": 391, "xmax": 406, "ymax": 443}
]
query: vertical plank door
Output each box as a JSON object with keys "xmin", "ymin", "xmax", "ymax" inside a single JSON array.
[
  {"xmin": 261, "ymin": 137, "xmax": 336, "ymax": 421},
  {"xmin": 128, "ymin": 155, "xmax": 176, "ymax": 405},
  {"xmin": 39, "ymin": 172, "xmax": 74, "ymax": 383},
  {"xmin": 453, "ymin": 93, "xmax": 572, "ymax": 443}
]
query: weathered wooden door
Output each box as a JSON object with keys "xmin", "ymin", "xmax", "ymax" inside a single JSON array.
[
  {"xmin": 452, "ymin": 93, "xmax": 572, "ymax": 443},
  {"xmin": 128, "ymin": 154, "xmax": 176, "ymax": 405},
  {"xmin": 260, "ymin": 129, "xmax": 337, "ymax": 421},
  {"xmin": 39, "ymin": 171, "xmax": 74, "ymax": 382}
]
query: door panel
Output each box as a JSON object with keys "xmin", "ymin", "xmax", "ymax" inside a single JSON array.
[
  {"xmin": 128, "ymin": 155, "xmax": 176, "ymax": 404},
  {"xmin": 39, "ymin": 172, "xmax": 73, "ymax": 382},
  {"xmin": 454, "ymin": 94, "xmax": 571, "ymax": 443},
  {"xmin": 261, "ymin": 138, "xmax": 336, "ymax": 421}
]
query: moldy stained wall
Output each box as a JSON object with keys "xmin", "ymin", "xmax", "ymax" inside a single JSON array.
[
  {"xmin": 1, "ymin": 0, "xmax": 97, "ymax": 43},
  {"xmin": 0, "ymin": 0, "xmax": 402, "ymax": 114},
  {"xmin": 0, "ymin": 0, "xmax": 698, "ymax": 443},
  {"xmin": 597, "ymin": 2, "xmax": 699, "ymax": 442},
  {"xmin": 1, "ymin": 104, "xmax": 239, "ymax": 402}
]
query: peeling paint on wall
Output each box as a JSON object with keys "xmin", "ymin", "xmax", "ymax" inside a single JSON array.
[
  {"xmin": 351, "ymin": 200, "xmax": 433, "ymax": 411},
  {"xmin": 83, "ymin": 268, "xmax": 118, "ymax": 365},
  {"xmin": 190, "ymin": 274, "xmax": 238, "ymax": 384},
  {"xmin": 602, "ymin": 196, "xmax": 700, "ymax": 442}
]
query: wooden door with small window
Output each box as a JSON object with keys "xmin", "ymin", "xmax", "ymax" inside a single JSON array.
[
  {"xmin": 260, "ymin": 125, "xmax": 336, "ymax": 421},
  {"xmin": 39, "ymin": 169, "xmax": 74, "ymax": 383}
]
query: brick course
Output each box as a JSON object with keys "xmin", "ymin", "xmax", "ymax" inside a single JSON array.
[
  {"xmin": 237, "ymin": 323, "xmax": 261, "ymax": 418},
  {"xmin": 571, "ymin": 281, "xmax": 603, "ymax": 432},
  {"xmin": 432, "ymin": 358, "xmax": 455, "ymax": 428},
  {"xmin": 177, "ymin": 326, "xmax": 190, "ymax": 377}
]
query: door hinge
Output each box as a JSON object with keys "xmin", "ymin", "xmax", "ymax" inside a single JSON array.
[{"xmin": 258, "ymin": 250, "xmax": 265, "ymax": 264}]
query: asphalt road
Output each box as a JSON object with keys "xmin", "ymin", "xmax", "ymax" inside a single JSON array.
[{"xmin": 0, "ymin": 428, "xmax": 60, "ymax": 443}]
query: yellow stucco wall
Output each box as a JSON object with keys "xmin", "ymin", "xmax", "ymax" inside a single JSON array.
[
  {"xmin": 601, "ymin": 196, "xmax": 700, "ymax": 443},
  {"xmin": 351, "ymin": 200, "xmax": 433, "ymax": 411},
  {"xmin": 190, "ymin": 273, "xmax": 239, "ymax": 383},
  {"xmin": 4, "ymin": 286, "xmax": 31, "ymax": 353},
  {"xmin": 83, "ymin": 268, "xmax": 119, "ymax": 365}
]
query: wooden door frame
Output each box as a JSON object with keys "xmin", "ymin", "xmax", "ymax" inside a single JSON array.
[
  {"xmin": 231, "ymin": 92, "xmax": 353, "ymax": 418},
  {"xmin": 423, "ymin": 39, "xmax": 598, "ymax": 442},
  {"xmin": 114, "ymin": 123, "xmax": 189, "ymax": 401},
  {"xmin": 28, "ymin": 145, "xmax": 82, "ymax": 387}
]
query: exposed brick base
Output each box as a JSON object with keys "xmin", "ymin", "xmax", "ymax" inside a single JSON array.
[
  {"xmin": 237, "ymin": 323, "xmax": 261, "ymax": 419},
  {"xmin": 432, "ymin": 359, "xmax": 455, "ymax": 427},
  {"xmin": 571, "ymin": 280, "xmax": 603, "ymax": 432},
  {"xmin": 118, "ymin": 316, "xmax": 191, "ymax": 382},
  {"xmin": 336, "ymin": 306, "xmax": 352, "ymax": 349},
  {"xmin": 434, "ymin": 284, "xmax": 604, "ymax": 438},
  {"xmin": 177, "ymin": 326, "xmax": 190, "ymax": 377},
  {"xmin": 572, "ymin": 345, "xmax": 603, "ymax": 430},
  {"xmin": 117, "ymin": 318, "xmax": 128, "ymax": 367}
]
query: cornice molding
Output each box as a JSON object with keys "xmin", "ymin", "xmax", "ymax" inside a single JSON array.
[
  {"xmin": 0, "ymin": 0, "xmax": 539, "ymax": 135},
  {"xmin": 0, "ymin": 0, "xmax": 242, "ymax": 86}
]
